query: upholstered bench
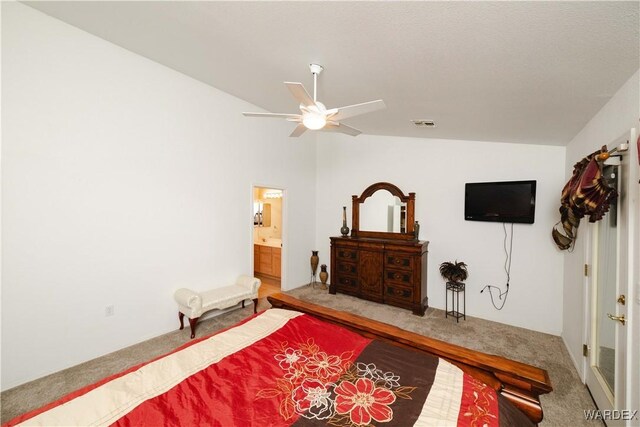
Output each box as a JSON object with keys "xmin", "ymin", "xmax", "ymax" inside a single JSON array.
[{"xmin": 174, "ymin": 275, "xmax": 261, "ymax": 339}]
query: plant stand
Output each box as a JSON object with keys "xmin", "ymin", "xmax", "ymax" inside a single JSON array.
[{"xmin": 445, "ymin": 281, "xmax": 466, "ymax": 322}]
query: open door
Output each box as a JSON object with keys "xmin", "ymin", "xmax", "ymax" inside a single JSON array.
[
  {"xmin": 585, "ymin": 157, "xmax": 628, "ymax": 424},
  {"xmin": 252, "ymin": 186, "xmax": 284, "ymax": 298}
]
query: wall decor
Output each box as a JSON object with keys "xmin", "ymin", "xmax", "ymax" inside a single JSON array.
[{"xmin": 552, "ymin": 146, "xmax": 618, "ymax": 251}]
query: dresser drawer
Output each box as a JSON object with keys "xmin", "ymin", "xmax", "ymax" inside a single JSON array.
[
  {"xmin": 385, "ymin": 268, "xmax": 413, "ymax": 286},
  {"xmin": 385, "ymin": 253, "xmax": 414, "ymax": 271},
  {"xmin": 336, "ymin": 261, "xmax": 357, "ymax": 276},
  {"xmin": 335, "ymin": 275, "xmax": 358, "ymax": 291},
  {"xmin": 384, "ymin": 283, "xmax": 414, "ymax": 302},
  {"xmin": 336, "ymin": 248, "xmax": 358, "ymax": 261}
]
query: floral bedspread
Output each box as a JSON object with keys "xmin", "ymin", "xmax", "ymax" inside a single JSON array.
[{"xmin": 6, "ymin": 309, "xmax": 532, "ymax": 427}]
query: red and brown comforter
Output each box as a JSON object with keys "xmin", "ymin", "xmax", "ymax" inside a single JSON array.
[{"xmin": 6, "ymin": 309, "xmax": 532, "ymax": 426}]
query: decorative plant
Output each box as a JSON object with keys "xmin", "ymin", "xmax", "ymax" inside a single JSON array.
[{"xmin": 439, "ymin": 261, "xmax": 468, "ymax": 283}]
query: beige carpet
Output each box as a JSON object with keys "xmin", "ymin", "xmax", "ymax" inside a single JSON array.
[{"xmin": 1, "ymin": 287, "xmax": 599, "ymax": 426}]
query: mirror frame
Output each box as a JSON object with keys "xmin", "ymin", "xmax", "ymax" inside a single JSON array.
[{"xmin": 351, "ymin": 182, "xmax": 415, "ymax": 240}]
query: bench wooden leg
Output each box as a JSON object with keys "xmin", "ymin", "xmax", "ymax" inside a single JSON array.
[
  {"xmin": 253, "ymin": 298, "xmax": 258, "ymax": 314},
  {"xmin": 178, "ymin": 312, "xmax": 184, "ymax": 330},
  {"xmin": 188, "ymin": 317, "xmax": 199, "ymax": 339}
]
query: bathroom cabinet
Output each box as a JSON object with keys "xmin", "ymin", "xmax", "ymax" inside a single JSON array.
[{"xmin": 254, "ymin": 244, "xmax": 281, "ymax": 279}]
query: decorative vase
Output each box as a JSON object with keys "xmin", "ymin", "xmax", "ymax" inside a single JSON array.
[
  {"xmin": 340, "ymin": 206, "xmax": 350, "ymax": 237},
  {"xmin": 319, "ymin": 264, "xmax": 329, "ymax": 290},
  {"xmin": 310, "ymin": 251, "xmax": 319, "ymax": 284},
  {"xmin": 414, "ymin": 221, "xmax": 420, "ymax": 240}
]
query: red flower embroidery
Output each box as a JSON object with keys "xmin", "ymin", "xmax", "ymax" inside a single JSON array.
[{"xmin": 334, "ymin": 377, "xmax": 396, "ymax": 425}]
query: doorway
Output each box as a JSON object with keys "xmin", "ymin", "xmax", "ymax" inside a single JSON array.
[
  {"xmin": 585, "ymin": 154, "xmax": 628, "ymax": 422},
  {"xmin": 252, "ymin": 186, "xmax": 283, "ymax": 299}
]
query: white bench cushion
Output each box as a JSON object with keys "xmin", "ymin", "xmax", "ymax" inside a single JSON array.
[
  {"xmin": 201, "ymin": 285, "xmax": 253, "ymax": 311},
  {"xmin": 174, "ymin": 275, "xmax": 261, "ymax": 319}
]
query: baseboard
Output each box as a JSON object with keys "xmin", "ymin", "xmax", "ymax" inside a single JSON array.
[{"xmin": 561, "ymin": 334, "xmax": 585, "ymax": 383}]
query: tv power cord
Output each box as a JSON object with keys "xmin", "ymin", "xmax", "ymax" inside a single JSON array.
[
  {"xmin": 480, "ymin": 282, "xmax": 509, "ymax": 310},
  {"xmin": 481, "ymin": 222, "xmax": 513, "ymax": 311}
]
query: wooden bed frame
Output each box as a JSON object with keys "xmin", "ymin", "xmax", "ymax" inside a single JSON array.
[{"xmin": 268, "ymin": 293, "xmax": 553, "ymax": 424}]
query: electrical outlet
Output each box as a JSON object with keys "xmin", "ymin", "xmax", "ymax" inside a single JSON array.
[{"xmin": 105, "ymin": 305, "xmax": 115, "ymax": 317}]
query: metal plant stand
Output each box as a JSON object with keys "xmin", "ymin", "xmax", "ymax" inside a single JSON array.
[{"xmin": 445, "ymin": 281, "xmax": 466, "ymax": 322}]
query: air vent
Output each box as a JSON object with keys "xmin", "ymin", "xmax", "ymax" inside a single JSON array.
[{"xmin": 412, "ymin": 120, "xmax": 436, "ymax": 128}]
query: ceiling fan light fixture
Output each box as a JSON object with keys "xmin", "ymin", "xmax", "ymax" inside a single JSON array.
[
  {"xmin": 302, "ymin": 113, "xmax": 326, "ymax": 130},
  {"xmin": 243, "ymin": 64, "xmax": 385, "ymax": 137}
]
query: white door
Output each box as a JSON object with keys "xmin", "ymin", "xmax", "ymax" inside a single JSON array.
[{"xmin": 586, "ymin": 159, "xmax": 628, "ymax": 424}]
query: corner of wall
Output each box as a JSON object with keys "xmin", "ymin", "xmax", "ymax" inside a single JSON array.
[{"xmin": 561, "ymin": 333, "xmax": 585, "ymax": 381}]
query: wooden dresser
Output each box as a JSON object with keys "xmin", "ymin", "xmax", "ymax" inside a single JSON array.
[{"xmin": 330, "ymin": 236, "xmax": 429, "ymax": 315}]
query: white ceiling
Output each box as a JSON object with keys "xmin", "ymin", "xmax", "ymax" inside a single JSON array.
[{"xmin": 24, "ymin": 1, "xmax": 639, "ymax": 146}]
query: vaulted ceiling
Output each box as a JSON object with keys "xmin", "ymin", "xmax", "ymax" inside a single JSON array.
[{"xmin": 24, "ymin": 1, "xmax": 639, "ymax": 145}]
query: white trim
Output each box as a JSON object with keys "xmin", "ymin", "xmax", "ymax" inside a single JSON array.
[{"xmin": 624, "ymin": 127, "xmax": 638, "ymax": 424}]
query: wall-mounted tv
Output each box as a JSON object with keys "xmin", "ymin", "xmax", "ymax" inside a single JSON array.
[{"xmin": 465, "ymin": 180, "xmax": 536, "ymax": 224}]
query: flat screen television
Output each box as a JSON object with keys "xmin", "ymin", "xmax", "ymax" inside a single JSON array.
[{"xmin": 465, "ymin": 180, "xmax": 536, "ymax": 224}]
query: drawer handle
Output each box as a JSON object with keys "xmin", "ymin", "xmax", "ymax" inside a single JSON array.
[
  {"xmin": 394, "ymin": 273, "xmax": 401, "ymax": 279},
  {"xmin": 390, "ymin": 288, "xmax": 408, "ymax": 297},
  {"xmin": 394, "ymin": 259, "xmax": 401, "ymax": 264}
]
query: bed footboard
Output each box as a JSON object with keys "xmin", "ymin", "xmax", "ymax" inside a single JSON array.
[{"xmin": 268, "ymin": 293, "xmax": 552, "ymax": 424}]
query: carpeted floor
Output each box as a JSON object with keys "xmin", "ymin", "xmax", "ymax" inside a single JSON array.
[{"xmin": 1, "ymin": 286, "xmax": 600, "ymax": 426}]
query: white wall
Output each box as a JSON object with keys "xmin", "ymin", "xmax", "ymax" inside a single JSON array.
[
  {"xmin": 315, "ymin": 133, "xmax": 566, "ymax": 335},
  {"xmin": 1, "ymin": 3, "xmax": 316, "ymax": 390},
  {"xmin": 561, "ymin": 69, "xmax": 639, "ymax": 393}
]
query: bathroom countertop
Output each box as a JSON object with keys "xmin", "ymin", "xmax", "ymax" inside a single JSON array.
[{"xmin": 254, "ymin": 239, "xmax": 282, "ymax": 248}]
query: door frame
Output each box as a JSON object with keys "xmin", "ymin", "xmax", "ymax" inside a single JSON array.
[
  {"xmin": 251, "ymin": 183, "xmax": 287, "ymax": 291},
  {"xmin": 583, "ymin": 131, "xmax": 631, "ymax": 420}
]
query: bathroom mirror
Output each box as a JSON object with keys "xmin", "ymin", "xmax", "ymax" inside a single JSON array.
[
  {"xmin": 351, "ymin": 182, "xmax": 415, "ymax": 240},
  {"xmin": 253, "ymin": 202, "xmax": 271, "ymax": 227}
]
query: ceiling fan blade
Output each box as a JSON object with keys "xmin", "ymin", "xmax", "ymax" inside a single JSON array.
[
  {"xmin": 324, "ymin": 122, "xmax": 362, "ymax": 137},
  {"xmin": 242, "ymin": 112, "xmax": 301, "ymax": 119},
  {"xmin": 284, "ymin": 82, "xmax": 315, "ymax": 107},
  {"xmin": 328, "ymin": 100, "xmax": 386, "ymax": 121},
  {"xmin": 289, "ymin": 123, "xmax": 307, "ymax": 137}
]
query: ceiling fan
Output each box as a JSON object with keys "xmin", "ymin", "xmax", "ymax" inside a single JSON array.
[{"xmin": 243, "ymin": 64, "xmax": 385, "ymax": 137}]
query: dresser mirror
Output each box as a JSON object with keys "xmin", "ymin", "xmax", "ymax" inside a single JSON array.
[
  {"xmin": 351, "ymin": 182, "xmax": 415, "ymax": 240},
  {"xmin": 359, "ymin": 190, "xmax": 407, "ymax": 233}
]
